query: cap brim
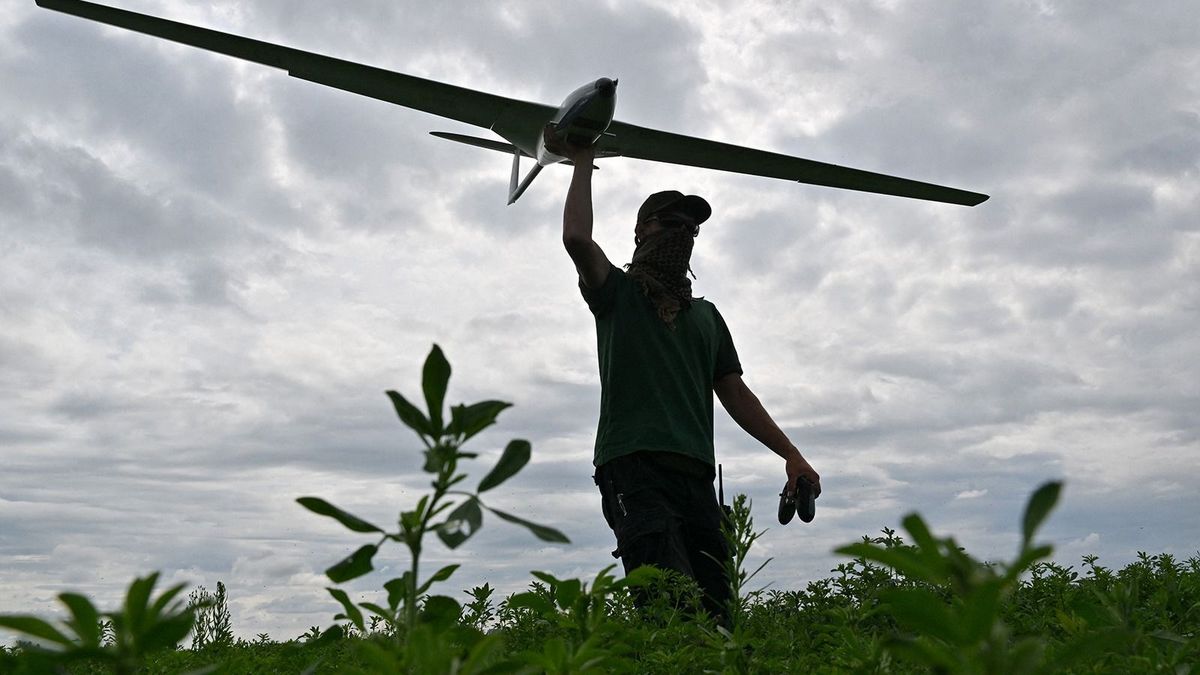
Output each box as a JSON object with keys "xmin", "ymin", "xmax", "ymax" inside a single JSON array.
[{"xmin": 674, "ymin": 195, "xmax": 711, "ymax": 226}]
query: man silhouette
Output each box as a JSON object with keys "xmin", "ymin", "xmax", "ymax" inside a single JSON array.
[{"xmin": 549, "ymin": 128, "xmax": 820, "ymax": 622}]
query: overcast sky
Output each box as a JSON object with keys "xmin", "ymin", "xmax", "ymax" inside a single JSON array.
[{"xmin": 2, "ymin": 0, "xmax": 1198, "ymax": 644}]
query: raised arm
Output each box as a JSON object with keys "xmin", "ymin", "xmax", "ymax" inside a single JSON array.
[
  {"xmin": 547, "ymin": 125, "xmax": 611, "ymax": 289},
  {"xmin": 714, "ymin": 372, "xmax": 821, "ymax": 495}
]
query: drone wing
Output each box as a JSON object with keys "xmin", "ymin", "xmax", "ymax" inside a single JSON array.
[
  {"xmin": 35, "ymin": 0, "xmax": 555, "ymax": 151},
  {"xmin": 38, "ymin": 0, "xmax": 989, "ymax": 206},
  {"xmin": 599, "ymin": 121, "xmax": 989, "ymax": 206}
]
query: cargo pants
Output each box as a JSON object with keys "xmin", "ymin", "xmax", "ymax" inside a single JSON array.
[{"xmin": 594, "ymin": 450, "xmax": 731, "ymax": 624}]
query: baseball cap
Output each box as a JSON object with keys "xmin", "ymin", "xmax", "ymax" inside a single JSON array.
[{"xmin": 636, "ymin": 190, "xmax": 712, "ymax": 227}]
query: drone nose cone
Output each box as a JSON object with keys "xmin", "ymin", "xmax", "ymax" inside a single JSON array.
[{"xmin": 596, "ymin": 77, "xmax": 617, "ymax": 96}]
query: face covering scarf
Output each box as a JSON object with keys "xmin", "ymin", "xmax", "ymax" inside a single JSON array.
[{"xmin": 626, "ymin": 226, "xmax": 696, "ymax": 329}]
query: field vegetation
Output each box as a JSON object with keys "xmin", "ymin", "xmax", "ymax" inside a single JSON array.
[{"xmin": 3, "ymin": 346, "xmax": 1197, "ymax": 674}]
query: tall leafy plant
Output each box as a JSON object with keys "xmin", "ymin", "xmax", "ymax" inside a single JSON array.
[
  {"xmin": 188, "ymin": 581, "xmax": 233, "ymax": 650},
  {"xmin": 296, "ymin": 344, "xmax": 569, "ymax": 655},
  {"xmin": 704, "ymin": 493, "xmax": 772, "ymax": 674}
]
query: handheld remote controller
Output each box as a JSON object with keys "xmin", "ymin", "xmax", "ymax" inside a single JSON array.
[{"xmin": 777, "ymin": 478, "xmax": 817, "ymax": 524}]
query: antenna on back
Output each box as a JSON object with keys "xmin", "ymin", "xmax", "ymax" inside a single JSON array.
[{"xmin": 718, "ymin": 464, "xmax": 732, "ymax": 520}]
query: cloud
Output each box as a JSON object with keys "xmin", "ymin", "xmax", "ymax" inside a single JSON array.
[
  {"xmin": 2, "ymin": 0, "xmax": 1198, "ymax": 646},
  {"xmin": 955, "ymin": 489, "xmax": 988, "ymax": 500}
]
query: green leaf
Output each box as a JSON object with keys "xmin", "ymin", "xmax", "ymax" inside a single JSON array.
[
  {"xmin": 123, "ymin": 573, "xmax": 159, "ymax": 633},
  {"xmin": 436, "ymin": 498, "xmax": 483, "ymax": 549},
  {"xmin": 589, "ymin": 565, "xmax": 618, "ymax": 595},
  {"xmin": 386, "ymin": 390, "xmax": 433, "ymax": 437},
  {"xmin": 0, "ymin": 616, "xmax": 75, "ymax": 648},
  {"xmin": 417, "ymin": 564, "xmax": 462, "ymax": 596},
  {"xmin": 148, "ymin": 583, "xmax": 188, "ymax": 620},
  {"xmin": 1005, "ymin": 544, "xmax": 1056, "ymax": 583},
  {"xmin": 326, "ymin": 588, "xmax": 365, "ymax": 633},
  {"xmin": 58, "ymin": 593, "xmax": 101, "ymax": 647},
  {"xmin": 1046, "ymin": 626, "xmax": 1128, "ymax": 672},
  {"xmin": 358, "ymin": 602, "xmax": 395, "ymax": 626},
  {"xmin": 422, "ymin": 345, "xmax": 451, "ymax": 436},
  {"xmin": 1021, "ymin": 481, "xmax": 1063, "ymax": 549},
  {"xmin": 296, "ymin": 497, "xmax": 385, "ymax": 534},
  {"xmin": 505, "ymin": 592, "xmax": 556, "ymax": 617},
  {"xmin": 477, "ymin": 440, "xmax": 531, "ymax": 493},
  {"xmin": 900, "ymin": 513, "xmax": 953, "ymax": 583},
  {"xmin": 554, "ymin": 578, "xmax": 583, "ymax": 610},
  {"xmin": 459, "ymin": 633, "xmax": 509, "ymax": 674},
  {"xmin": 1007, "ymin": 637, "xmax": 1046, "ymax": 674},
  {"xmin": 384, "ymin": 575, "xmax": 410, "ymax": 613},
  {"xmin": 886, "ymin": 634, "xmax": 961, "ymax": 672},
  {"xmin": 325, "ymin": 544, "xmax": 378, "ymax": 583},
  {"xmin": 422, "ymin": 444, "xmax": 456, "ymax": 474},
  {"xmin": 312, "ymin": 623, "xmax": 345, "ymax": 646},
  {"xmin": 137, "ymin": 612, "xmax": 195, "ymax": 652},
  {"xmin": 619, "ymin": 565, "xmax": 662, "ymax": 589},
  {"xmin": 835, "ymin": 543, "xmax": 941, "ymax": 584},
  {"xmin": 1149, "ymin": 629, "xmax": 1189, "ymax": 645},
  {"xmin": 961, "ymin": 580, "xmax": 1004, "ymax": 642},
  {"xmin": 420, "ymin": 595, "xmax": 461, "ymax": 631},
  {"xmin": 449, "ymin": 401, "xmax": 512, "ymax": 441},
  {"xmin": 543, "ymin": 637, "xmax": 568, "ymax": 668},
  {"xmin": 882, "ymin": 588, "xmax": 963, "ymax": 644},
  {"xmin": 485, "ymin": 506, "xmax": 570, "ymax": 544},
  {"xmin": 902, "ymin": 514, "xmax": 944, "ymax": 561},
  {"xmin": 530, "ymin": 570, "xmax": 563, "ymax": 590}
]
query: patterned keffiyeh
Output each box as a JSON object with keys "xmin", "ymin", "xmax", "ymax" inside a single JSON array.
[{"xmin": 625, "ymin": 227, "xmax": 697, "ymax": 329}]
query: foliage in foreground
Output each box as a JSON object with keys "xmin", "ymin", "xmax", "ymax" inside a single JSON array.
[
  {"xmin": 3, "ymin": 346, "xmax": 1198, "ymax": 673},
  {"xmin": 5, "ymin": 523, "xmax": 1197, "ymax": 673}
]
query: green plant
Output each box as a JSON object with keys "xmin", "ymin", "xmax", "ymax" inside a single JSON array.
[
  {"xmin": 0, "ymin": 572, "xmax": 203, "ymax": 675},
  {"xmin": 188, "ymin": 581, "xmax": 233, "ymax": 650},
  {"xmin": 462, "ymin": 583, "xmax": 497, "ymax": 632},
  {"xmin": 835, "ymin": 481, "xmax": 1067, "ymax": 673},
  {"xmin": 296, "ymin": 344, "xmax": 570, "ymax": 670},
  {"xmin": 503, "ymin": 564, "xmax": 659, "ymax": 673},
  {"xmin": 721, "ymin": 493, "xmax": 772, "ymax": 630},
  {"xmin": 701, "ymin": 493, "xmax": 772, "ymax": 674}
]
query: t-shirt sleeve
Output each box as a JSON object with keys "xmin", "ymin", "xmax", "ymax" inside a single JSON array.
[
  {"xmin": 579, "ymin": 264, "xmax": 620, "ymax": 316},
  {"xmin": 712, "ymin": 306, "xmax": 743, "ymax": 380}
]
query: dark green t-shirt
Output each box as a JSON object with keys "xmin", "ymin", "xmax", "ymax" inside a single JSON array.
[{"xmin": 580, "ymin": 265, "xmax": 742, "ymax": 469}]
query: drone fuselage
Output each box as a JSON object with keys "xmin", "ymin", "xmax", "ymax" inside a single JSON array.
[{"xmin": 537, "ymin": 77, "xmax": 617, "ymax": 166}]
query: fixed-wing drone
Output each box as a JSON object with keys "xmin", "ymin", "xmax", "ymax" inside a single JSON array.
[{"xmin": 37, "ymin": 0, "xmax": 989, "ymax": 207}]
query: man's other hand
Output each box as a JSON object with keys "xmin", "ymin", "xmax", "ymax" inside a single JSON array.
[{"xmin": 785, "ymin": 452, "xmax": 821, "ymax": 498}]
